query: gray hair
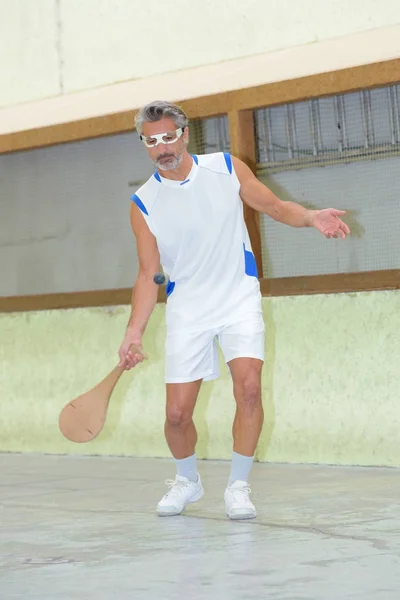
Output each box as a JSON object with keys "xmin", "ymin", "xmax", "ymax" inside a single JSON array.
[{"xmin": 134, "ymin": 100, "xmax": 188, "ymax": 135}]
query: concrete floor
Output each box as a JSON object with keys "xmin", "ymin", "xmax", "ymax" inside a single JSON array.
[{"xmin": 1, "ymin": 455, "xmax": 400, "ymax": 600}]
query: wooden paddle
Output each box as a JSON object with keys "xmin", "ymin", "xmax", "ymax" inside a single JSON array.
[{"xmin": 58, "ymin": 345, "xmax": 144, "ymax": 443}]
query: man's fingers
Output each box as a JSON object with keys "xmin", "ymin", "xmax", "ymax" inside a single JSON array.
[
  {"xmin": 118, "ymin": 343, "xmax": 147, "ymax": 370},
  {"xmin": 339, "ymin": 221, "xmax": 350, "ymax": 235},
  {"xmin": 124, "ymin": 358, "xmax": 138, "ymax": 370},
  {"xmin": 122, "ymin": 353, "xmax": 144, "ymax": 370}
]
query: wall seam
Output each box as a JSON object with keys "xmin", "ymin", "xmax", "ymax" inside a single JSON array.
[{"xmin": 55, "ymin": 0, "xmax": 64, "ymax": 94}]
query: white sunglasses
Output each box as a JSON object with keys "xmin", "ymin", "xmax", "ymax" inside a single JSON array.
[{"xmin": 140, "ymin": 127, "xmax": 185, "ymax": 148}]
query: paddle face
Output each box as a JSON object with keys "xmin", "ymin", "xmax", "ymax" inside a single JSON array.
[
  {"xmin": 59, "ymin": 366, "xmax": 123, "ymax": 443},
  {"xmin": 59, "ymin": 395, "xmax": 108, "ymax": 443}
]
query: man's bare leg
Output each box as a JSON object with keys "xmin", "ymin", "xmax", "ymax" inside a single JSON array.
[
  {"xmin": 164, "ymin": 379, "xmax": 202, "ymax": 459},
  {"xmin": 224, "ymin": 357, "xmax": 263, "ymax": 520},
  {"xmin": 229, "ymin": 357, "xmax": 264, "ymax": 458},
  {"xmin": 157, "ymin": 379, "xmax": 203, "ymax": 516}
]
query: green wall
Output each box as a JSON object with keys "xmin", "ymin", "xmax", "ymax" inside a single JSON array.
[{"xmin": 1, "ymin": 291, "xmax": 400, "ymax": 466}]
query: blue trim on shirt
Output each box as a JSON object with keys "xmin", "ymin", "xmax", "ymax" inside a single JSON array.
[
  {"xmin": 243, "ymin": 244, "xmax": 258, "ymax": 277},
  {"xmin": 154, "ymin": 172, "xmax": 161, "ymax": 182},
  {"xmin": 166, "ymin": 280, "xmax": 176, "ymax": 297},
  {"xmin": 131, "ymin": 193, "xmax": 148, "ymax": 215},
  {"xmin": 180, "ymin": 179, "xmax": 190, "ymax": 186},
  {"xmin": 224, "ymin": 152, "xmax": 233, "ymax": 174},
  {"xmin": 191, "ymin": 154, "xmax": 199, "ymax": 165}
]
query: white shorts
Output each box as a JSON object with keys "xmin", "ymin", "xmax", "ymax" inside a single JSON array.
[{"xmin": 165, "ymin": 312, "xmax": 265, "ymax": 383}]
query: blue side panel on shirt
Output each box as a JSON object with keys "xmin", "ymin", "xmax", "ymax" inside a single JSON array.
[
  {"xmin": 224, "ymin": 152, "xmax": 233, "ymax": 174},
  {"xmin": 131, "ymin": 194, "xmax": 148, "ymax": 215},
  {"xmin": 154, "ymin": 172, "xmax": 161, "ymax": 182},
  {"xmin": 243, "ymin": 244, "xmax": 258, "ymax": 277},
  {"xmin": 166, "ymin": 280, "xmax": 176, "ymax": 297},
  {"xmin": 191, "ymin": 154, "xmax": 199, "ymax": 165}
]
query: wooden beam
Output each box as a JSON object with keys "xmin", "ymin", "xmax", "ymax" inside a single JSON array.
[
  {"xmin": 1, "ymin": 58, "xmax": 399, "ymax": 154},
  {"xmin": 2, "ymin": 270, "xmax": 399, "ymax": 313},
  {"xmin": 188, "ymin": 58, "xmax": 400, "ymax": 117},
  {"xmin": 260, "ymin": 270, "xmax": 400, "ymax": 296},
  {"xmin": 228, "ymin": 110, "xmax": 263, "ymax": 277},
  {"xmin": 0, "ymin": 287, "xmax": 165, "ymax": 313}
]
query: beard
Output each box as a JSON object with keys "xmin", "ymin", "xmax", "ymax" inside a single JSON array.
[{"xmin": 153, "ymin": 149, "xmax": 184, "ymax": 171}]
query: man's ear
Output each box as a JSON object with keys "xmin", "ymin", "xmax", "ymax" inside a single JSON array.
[{"xmin": 184, "ymin": 126, "xmax": 189, "ymax": 145}]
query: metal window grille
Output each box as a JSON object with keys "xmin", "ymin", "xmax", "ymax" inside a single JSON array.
[{"xmin": 255, "ymin": 84, "xmax": 400, "ymax": 278}]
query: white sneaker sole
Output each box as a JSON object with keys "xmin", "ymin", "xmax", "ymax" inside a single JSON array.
[
  {"xmin": 227, "ymin": 508, "xmax": 256, "ymax": 520},
  {"xmin": 157, "ymin": 487, "xmax": 204, "ymax": 517}
]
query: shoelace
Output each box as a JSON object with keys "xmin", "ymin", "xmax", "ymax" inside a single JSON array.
[
  {"xmin": 229, "ymin": 485, "xmax": 252, "ymax": 497},
  {"xmin": 164, "ymin": 478, "xmax": 190, "ymax": 497}
]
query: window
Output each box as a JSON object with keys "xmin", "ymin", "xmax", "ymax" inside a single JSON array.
[{"xmin": 255, "ymin": 84, "xmax": 400, "ymax": 278}]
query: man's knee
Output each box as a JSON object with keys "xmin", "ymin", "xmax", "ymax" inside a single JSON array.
[
  {"xmin": 165, "ymin": 381, "xmax": 201, "ymax": 427},
  {"xmin": 237, "ymin": 378, "xmax": 261, "ymax": 406},
  {"xmin": 233, "ymin": 366, "xmax": 262, "ymax": 410},
  {"xmin": 166, "ymin": 404, "xmax": 193, "ymax": 427}
]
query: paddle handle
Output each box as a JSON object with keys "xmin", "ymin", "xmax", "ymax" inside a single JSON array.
[
  {"xmin": 116, "ymin": 343, "xmax": 146, "ymax": 372},
  {"xmin": 90, "ymin": 344, "xmax": 144, "ymax": 397}
]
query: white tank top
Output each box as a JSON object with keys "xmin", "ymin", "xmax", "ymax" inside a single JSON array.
[{"xmin": 132, "ymin": 152, "xmax": 262, "ymax": 332}]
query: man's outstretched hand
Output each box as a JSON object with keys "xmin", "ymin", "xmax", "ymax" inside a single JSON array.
[{"xmin": 311, "ymin": 209, "xmax": 350, "ymax": 239}]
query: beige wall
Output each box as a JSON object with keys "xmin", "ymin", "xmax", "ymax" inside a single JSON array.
[
  {"xmin": 52, "ymin": 0, "xmax": 400, "ymax": 95},
  {"xmin": 1, "ymin": 0, "xmax": 400, "ymax": 117},
  {"xmin": 2, "ymin": 292, "xmax": 400, "ymax": 466},
  {"xmin": 1, "ymin": 0, "xmax": 60, "ymax": 108}
]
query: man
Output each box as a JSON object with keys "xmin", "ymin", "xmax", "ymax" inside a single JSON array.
[{"xmin": 118, "ymin": 100, "xmax": 350, "ymax": 520}]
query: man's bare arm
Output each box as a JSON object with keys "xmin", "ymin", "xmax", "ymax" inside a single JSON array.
[
  {"xmin": 232, "ymin": 157, "xmax": 350, "ymax": 238},
  {"xmin": 127, "ymin": 203, "xmax": 161, "ymax": 338}
]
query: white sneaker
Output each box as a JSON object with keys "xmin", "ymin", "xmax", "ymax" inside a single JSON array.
[
  {"xmin": 224, "ymin": 480, "xmax": 256, "ymax": 520},
  {"xmin": 156, "ymin": 474, "xmax": 204, "ymax": 516}
]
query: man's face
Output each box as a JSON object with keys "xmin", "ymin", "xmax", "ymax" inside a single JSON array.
[{"xmin": 140, "ymin": 118, "xmax": 188, "ymax": 171}]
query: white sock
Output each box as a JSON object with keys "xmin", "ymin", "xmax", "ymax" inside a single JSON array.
[
  {"xmin": 174, "ymin": 453, "xmax": 198, "ymax": 482},
  {"xmin": 228, "ymin": 451, "xmax": 254, "ymax": 486}
]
